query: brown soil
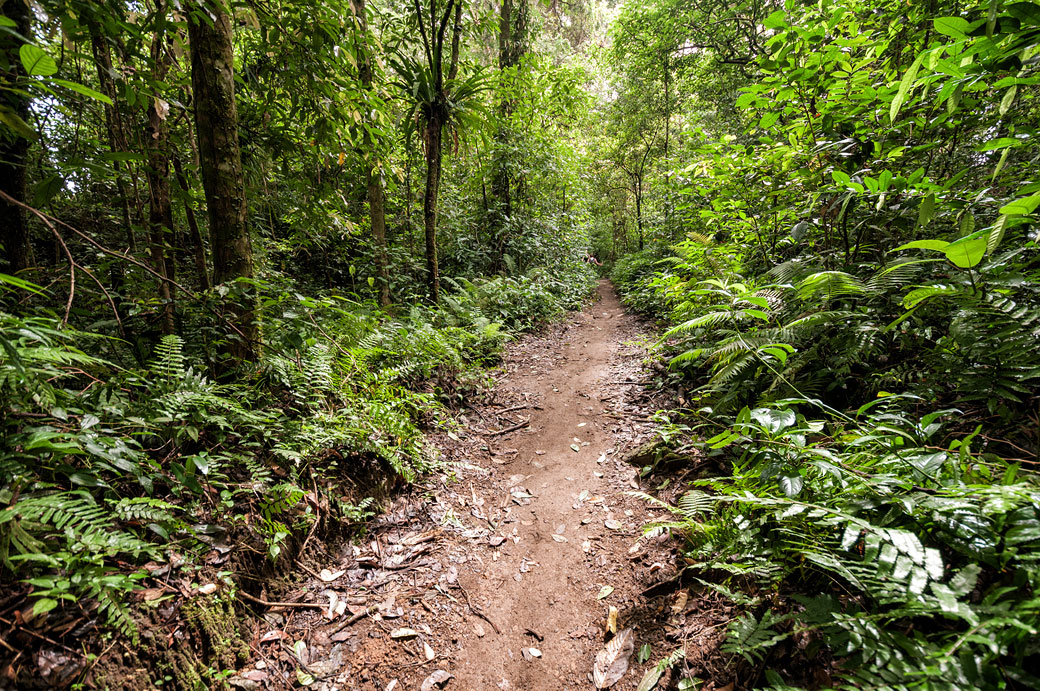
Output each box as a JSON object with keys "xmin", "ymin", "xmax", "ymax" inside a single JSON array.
[{"xmin": 227, "ymin": 281, "xmax": 730, "ymax": 691}]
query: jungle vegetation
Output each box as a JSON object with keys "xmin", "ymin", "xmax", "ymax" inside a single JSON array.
[{"xmin": 1, "ymin": 0, "xmax": 1038, "ymax": 688}]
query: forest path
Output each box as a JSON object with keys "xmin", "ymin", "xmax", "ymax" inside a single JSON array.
[
  {"xmin": 443, "ymin": 279, "xmax": 669, "ymax": 690},
  {"xmin": 257, "ymin": 281, "xmax": 691, "ymax": 691}
]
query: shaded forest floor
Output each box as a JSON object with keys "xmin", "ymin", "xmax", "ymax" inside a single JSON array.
[{"xmin": 216, "ymin": 281, "xmax": 733, "ymax": 690}]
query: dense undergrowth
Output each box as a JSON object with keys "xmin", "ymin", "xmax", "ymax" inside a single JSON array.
[
  {"xmin": 606, "ymin": 0, "xmax": 1040, "ymax": 688},
  {"xmin": 0, "ymin": 267, "xmax": 593, "ymax": 648}
]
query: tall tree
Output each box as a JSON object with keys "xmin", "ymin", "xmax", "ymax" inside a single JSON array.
[
  {"xmin": 489, "ymin": 0, "xmax": 528, "ymax": 273},
  {"xmin": 0, "ymin": 0, "xmax": 35, "ymax": 273},
  {"xmin": 145, "ymin": 3, "xmax": 175, "ymax": 334},
  {"xmin": 407, "ymin": 0, "xmax": 464, "ymax": 303},
  {"xmin": 352, "ymin": 0, "xmax": 391, "ymax": 307},
  {"xmin": 186, "ymin": 0, "xmax": 256, "ymax": 361}
]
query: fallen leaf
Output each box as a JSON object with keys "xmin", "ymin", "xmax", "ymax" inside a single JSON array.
[
  {"xmin": 424, "ymin": 642, "xmax": 436, "ymax": 661},
  {"xmin": 420, "ymin": 669, "xmax": 453, "ymax": 691},
  {"xmin": 606, "ymin": 606, "xmax": 618, "ymax": 634},
  {"xmin": 521, "ymin": 646, "xmax": 544, "ymax": 661},
  {"xmin": 593, "ymin": 628, "xmax": 635, "ymax": 688},
  {"xmin": 570, "ymin": 444, "xmax": 581, "ymax": 452},
  {"xmin": 260, "ymin": 630, "xmax": 287, "ymax": 643},
  {"xmin": 296, "ymin": 669, "xmax": 315, "ymax": 686},
  {"xmin": 198, "ymin": 583, "xmax": 218, "ymax": 595},
  {"xmin": 386, "ymin": 681, "xmax": 399, "ymax": 691},
  {"xmin": 390, "ymin": 628, "xmax": 419, "ymax": 640},
  {"xmin": 319, "ymin": 568, "xmax": 346, "ymax": 582},
  {"xmin": 293, "ymin": 640, "xmax": 307, "ymax": 663},
  {"xmin": 604, "ymin": 519, "xmax": 622, "ymax": 530},
  {"xmin": 671, "ymin": 591, "xmax": 689, "ymax": 614},
  {"xmin": 635, "ymin": 665, "xmax": 664, "ymax": 691},
  {"xmin": 597, "ymin": 585, "xmax": 614, "ymax": 600},
  {"xmin": 489, "ymin": 536, "xmax": 506, "ymax": 547},
  {"xmin": 474, "ymin": 622, "xmax": 486, "ymax": 637},
  {"xmin": 551, "ymin": 534, "xmax": 568, "ymax": 543}
]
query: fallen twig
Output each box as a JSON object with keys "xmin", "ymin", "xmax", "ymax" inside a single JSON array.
[
  {"xmin": 454, "ymin": 582, "xmax": 501, "ymax": 634},
  {"xmin": 237, "ymin": 590, "xmax": 324, "ymax": 610},
  {"xmin": 486, "ymin": 419, "xmax": 529, "ymax": 436}
]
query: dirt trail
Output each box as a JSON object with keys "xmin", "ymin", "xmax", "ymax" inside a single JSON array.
[
  {"xmin": 241, "ymin": 281, "xmax": 702, "ymax": 691},
  {"xmin": 450, "ymin": 279, "xmax": 660, "ymax": 689}
]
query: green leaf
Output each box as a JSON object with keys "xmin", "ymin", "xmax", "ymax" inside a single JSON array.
[
  {"xmin": 895, "ymin": 238, "xmax": 949, "ymax": 252},
  {"xmin": 32, "ymin": 598, "xmax": 59, "ymax": 616},
  {"xmin": 19, "ymin": 44, "xmax": 58, "ymax": 77},
  {"xmin": 916, "ymin": 193, "xmax": 936, "ymax": 229},
  {"xmin": 999, "ymin": 192, "xmax": 1040, "ymax": 216},
  {"xmin": 0, "ymin": 16, "xmax": 16, "ymax": 27},
  {"xmin": 637, "ymin": 666, "xmax": 665, "ymax": 691},
  {"xmin": 890, "ymin": 53, "xmax": 924, "ymax": 123},
  {"xmin": 999, "ymin": 84, "xmax": 1018, "ymax": 116},
  {"xmin": 902, "ymin": 285, "xmax": 962, "ymax": 308},
  {"xmin": 51, "ymin": 79, "xmax": 112, "ymax": 105},
  {"xmin": 943, "ymin": 230, "xmax": 987, "ymax": 268},
  {"xmin": 987, "ymin": 213, "xmax": 1008, "ymax": 253},
  {"xmin": 0, "ymin": 104, "xmax": 38, "ymax": 140},
  {"xmin": 1006, "ymin": 2, "xmax": 1040, "ymax": 25},
  {"xmin": 763, "ymin": 10, "xmax": 786, "ymax": 29},
  {"xmin": 933, "ymin": 16, "xmax": 970, "ymax": 37}
]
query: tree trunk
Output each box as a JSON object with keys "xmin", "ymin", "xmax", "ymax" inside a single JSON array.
[
  {"xmin": 489, "ymin": 0, "xmax": 527, "ymax": 274},
  {"xmin": 423, "ymin": 113, "xmax": 443, "ymax": 303},
  {"xmin": 88, "ymin": 15, "xmax": 140, "ymax": 253},
  {"xmin": 353, "ymin": 0, "xmax": 390, "ymax": 307},
  {"xmin": 0, "ymin": 0, "xmax": 35, "ymax": 274},
  {"xmin": 145, "ymin": 23, "xmax": 176, "ymax": 334},
  {"xmin": 172, "ymin": 156, "xmax": 210, "ymax": 291},
  {"xmin": 187, "ymin": 0, "xmax": 257, "ymax": 362}
]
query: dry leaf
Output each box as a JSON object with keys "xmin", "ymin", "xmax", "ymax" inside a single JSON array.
[
  {"xmin": 489, "ymin": 536, "xmax": 506, "ymax": 547},
  {"xmin": 593, "ymin": 628, "xmax": 635, "ymax": 688},
  {"xmin": 605, "ymin": 519, "xmax": 622, "ymax": 530},
  {"xmin": 521, "ymin": 647, "xmax": 542, "ymax": 660},
  {"xmin": 606, "ymin": 606, "xmax": 618, "ymax": 634},
  {"xmin": 319, "ymin": 568, "xmax": 346, "ymax": 582},
  {"xmin": 597, "ymin": 585, "xmax": 614, "ymax": 600},
  {"xmin": 260, "ymin": 630, "xmax": 287, "ymax": 643},
  {"xmin": 474, "ymin": 622, "xmax": 486, "ymax": 637},
  {"xmin": 420, "ymin": 669, "xmax": 452, "ymax": 691},
  {"xmin": 390, "ymin": 628, "xmax": 419, "ymax": 640},
  {"xmin": 551, "ymin": 534, "xmax": 568, "ymax": 543},
  {"xmin": 570, "ymin": 444, "xmax": 581, "ymax": 452},
  {"xmin": 198, "ymin": 583, "xmax": 218, "ymax": 595},
  {"xmin": 671, "ymin": 591, "xmax": 689, "ymax": 614},
  {"xmin": 424, "ymin": 642, "xmax": 436, "ymax": 661},
  {"xmin": 386, "ymin": 681, "xmax": 399, "ymax": 691}
]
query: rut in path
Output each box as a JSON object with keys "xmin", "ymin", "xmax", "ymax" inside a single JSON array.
[{"xmin": 252, "ymin": 281, "xmax": 708, "ymax": 691}]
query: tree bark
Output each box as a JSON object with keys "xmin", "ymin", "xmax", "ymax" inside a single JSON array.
[
  {"xmin": 423, "ymin": 113, "xmax": 443, "ymax": 303},
  {"xmin": 88, "ymin": 15, "xmax": 141, "ymax": 253},
  {"xmin": 0, "ymin": 0, "xmax": 35, "ymax": 274},
  {"xmin": 490, "ymin": 0, "xmax": 525, "ymax": 273},
  {"xmin": 145, "ymin": 18, "xmax": 176, "ymax": 334},
  {"xmin": 187, "ymin": 0, "xmax": 257, "ymax": 362},
  {"xmin": 353, "ymin": 0, "xmax": 390, "ymax": 307},
  {"xmin": 172, "ymin": 156, "xmax": 210, "ymax": 291}
]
